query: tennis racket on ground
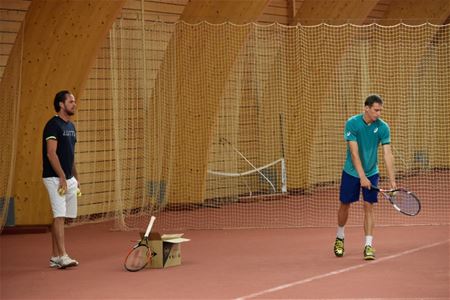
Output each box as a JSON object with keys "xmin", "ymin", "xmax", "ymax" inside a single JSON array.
[
  {"xmin": 124, "ymin": 216, "xmax": 156, "ymax": 272},
  {"xmin": 371, "ymin": 185, "xmax": 421, "ymax": 216}
]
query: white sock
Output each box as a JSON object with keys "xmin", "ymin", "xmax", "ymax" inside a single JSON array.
[
  {"xmin": 365, "ymin": 235, "xmax": 373, "ymax": 246},
  {"xmin": 336, "ymin": 226, "xmax": 345, "ymax": 239}
]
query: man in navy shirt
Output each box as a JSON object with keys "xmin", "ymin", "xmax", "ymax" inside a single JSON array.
[{"xmin": 42, "ymin": 90, "xmax": 80, "ymax": 269}]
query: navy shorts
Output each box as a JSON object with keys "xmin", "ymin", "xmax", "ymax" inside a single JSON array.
[{"xmin": 339, "ymin": 171, "xmax": 379, "ymax": 204}]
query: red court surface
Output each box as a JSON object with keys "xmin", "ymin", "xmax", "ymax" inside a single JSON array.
[{"xmin": 1, "ymin": 223, "xmax": 448, "ymax": 299}]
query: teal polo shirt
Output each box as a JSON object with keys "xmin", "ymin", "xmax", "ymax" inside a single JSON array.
[{"xmin": 343, "ymin": 114, "xmax": 391, "ymax": 178}]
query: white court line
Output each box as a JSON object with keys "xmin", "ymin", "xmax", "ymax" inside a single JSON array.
[
  {"xmin": 261, "ymin": 298, "xmax": 449, "ymax": 300},
  {"xmin": 257, "ymin": 299, "xmax": 449, "ymax": 300},
  {"xmin": 234, "ymin": 239, "xmax": 449, "ymax": 300}
]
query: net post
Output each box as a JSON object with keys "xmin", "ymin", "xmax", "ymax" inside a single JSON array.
[{"xmin": 281, "ymin": 158, "xmax": 287, "ymax": 193}]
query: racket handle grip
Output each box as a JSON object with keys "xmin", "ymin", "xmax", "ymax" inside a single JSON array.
[
  {"xmin": 144, "ymin": 216, "xmax": 156, "ymax": 238},
  {"xmin": 371, "ymin": 185, "xmax": 381, "ymax": 191}
]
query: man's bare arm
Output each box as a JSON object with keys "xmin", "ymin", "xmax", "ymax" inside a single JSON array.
[
  {"xmin": 72, "ymin": 161, "xmax": 79, "ymax": 187},
  {"xmin": 348, "ymin": 141, "xmax": 371, "ymax": 189},
  {"xmin": 47, "ymin": 139, "xmax": 67, "ymax": 191},
  {"xmin": 382, "ymin": 144, "xmax": 396, "ymax": 189}
]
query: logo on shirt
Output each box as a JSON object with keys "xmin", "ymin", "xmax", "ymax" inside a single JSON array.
[
  {"xmin": 373, "ymin": 127, "xmax": 378, "ymax": 133},
  {"xmin": 346, "ymin": 132, "xmax": 351, "ymax": 136},
  {"xmin": 63, "ymin": 130, "xmax": 76, "ymax": 137}
]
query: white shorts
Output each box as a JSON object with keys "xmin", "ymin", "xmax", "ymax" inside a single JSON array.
[{"xmin": 43, "ymin": 177, "xmax": 78, "ymax": 218}]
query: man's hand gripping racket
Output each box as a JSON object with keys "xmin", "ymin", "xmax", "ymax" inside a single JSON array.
[
  {"xmin": 124, "ymin": 216, "xmax": 156, "ymax": 272},
  {"xmin": 371, "ymin": 185, "xmax": 421, "ymax": 216}
]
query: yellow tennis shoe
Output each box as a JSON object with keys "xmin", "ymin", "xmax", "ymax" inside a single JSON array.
[
  {"xmin": 334, "ymin": 237, "xmax": 344, "ymax": 257},
  {"xmin": 364, "ymin": 245, "xmax": 376, "ymax": 260}
]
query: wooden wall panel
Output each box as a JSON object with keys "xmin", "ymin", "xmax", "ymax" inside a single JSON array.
[
  {"xmin": 259, "ymin": 1, "xmax": 289, "ymax": 25},
  {"xmin": 365, "ymin": 0, "xmax": 390, "ymax": 23},
  {"xmin": 74, "ymin": 1, "xmax": 189, "ymax": 218},
  {"xmin": 180, "ymin": 0, "xmax": 269, "ymax": 24},
  {"xmin": 0, "ymin": 0, "xmax": 30, "ymax": 81},
  {"xmin": 121, "ymin": 0, "xmax": 187, "ymax": 23}
]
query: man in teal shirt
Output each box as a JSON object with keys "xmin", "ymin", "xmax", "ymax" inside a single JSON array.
[{"xmin": 334, "ymin": 94, "xmax": 396, "ymax": 260}]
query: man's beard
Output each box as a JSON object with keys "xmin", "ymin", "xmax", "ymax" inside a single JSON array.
[{"xmin": 63, "ymin": 104, "xmax": 75, "ymax": 116}]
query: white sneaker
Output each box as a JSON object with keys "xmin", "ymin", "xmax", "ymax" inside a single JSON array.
[
  {"xmin": 58, "ymin": 255, "xmax": 78, "ymax": 269},
  {"xmin": 49, "ymin": 256, "xmax": 60, "ymax": 268},
  {"xmin": 71, "ymin": 257, "xmax": 79, "ymax": 266}
]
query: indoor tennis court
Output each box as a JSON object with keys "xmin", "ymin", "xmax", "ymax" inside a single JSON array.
[{"xmin": 1, "ymin": 1, "xmax": 449, "ymax": 299}]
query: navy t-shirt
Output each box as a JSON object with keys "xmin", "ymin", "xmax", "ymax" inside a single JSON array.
[{"xmin": 42, "ymin": 116, "xmax": 77, "ymax": 179}]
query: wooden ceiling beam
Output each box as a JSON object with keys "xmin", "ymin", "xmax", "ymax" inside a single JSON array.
[
  {"xmin": 180, "ymin": 0, "xmax": 270, "ymax": 24},
  {"xmin": 294, "ymin": 0, "xmax": 379, "ymax": 25},
  {"xmin": 382, "ymin": 0, "xmax": 450, "ymax": 25}
]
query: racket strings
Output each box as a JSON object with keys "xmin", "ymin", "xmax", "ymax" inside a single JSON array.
[
  {"xmin": 124, "ymin": 245, "xmax": 151, "ymax": 271},
  {"xmin": 390, "ymin": 191, "xmax": 420, "ymax": 215}
]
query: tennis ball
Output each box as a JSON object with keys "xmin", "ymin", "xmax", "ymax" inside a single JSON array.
[
  {"xmin": 58, "ymin": 187, "xmax": 66, "ymax": 196},
  {"xmin": 76, "ymin": 188, "xmax": 82, "ymax": 197},
  {"xmin": 388, "ymin": 191, "xmax": 397, "ymax": 198}
]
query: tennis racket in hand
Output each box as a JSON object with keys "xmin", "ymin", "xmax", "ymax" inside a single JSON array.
[
  {"xmin": 371, "ymin": 185, "xmax": 421, "ymax": 216},
  {"xmin": 124, "ymin": 216, "xmax": 156, "ymax": 272}
]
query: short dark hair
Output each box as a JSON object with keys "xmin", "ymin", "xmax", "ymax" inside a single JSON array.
[
  {"xmin": 364, "ymin": 94, "xmax": 383, "ymax": 107},
  {"xmin": 53, "ymin": 90, "xmax": 71, "ymax": 112}
]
